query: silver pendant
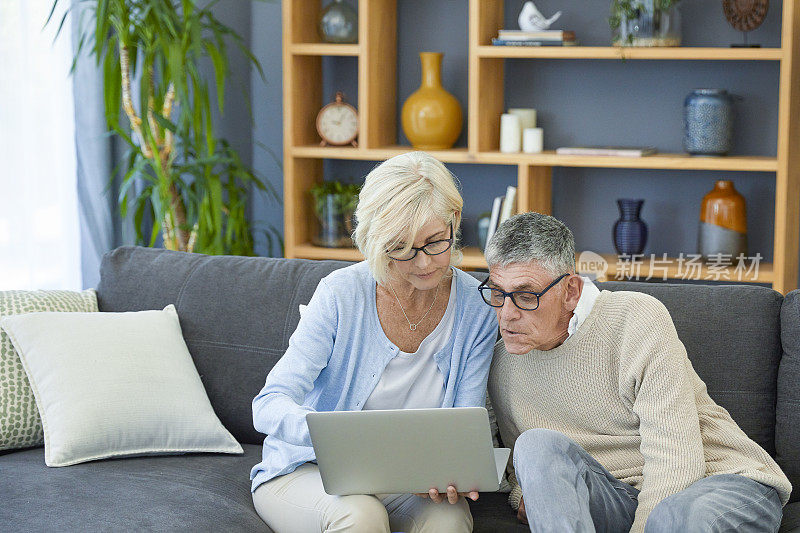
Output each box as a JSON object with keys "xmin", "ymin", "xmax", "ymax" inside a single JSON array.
[{"xmin": 410, "ymin": 324, "xmax": 417, "ymax": 331}]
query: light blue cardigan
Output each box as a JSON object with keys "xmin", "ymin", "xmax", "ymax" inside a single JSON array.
[{"xmin": 250, "ymin": 261, "xmax": 498, "ymax": 492}]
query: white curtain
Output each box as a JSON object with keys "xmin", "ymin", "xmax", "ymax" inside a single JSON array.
[{"xmin": 0, "ymin": 1, "xmax": 81, "ymax": 290}]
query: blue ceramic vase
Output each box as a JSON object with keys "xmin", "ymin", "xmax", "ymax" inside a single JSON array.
[
  {"xmin": 684, "ymin": 89, "xmax": 734, "ymax": 156},
  {"xmin": 613, "ymin": 199, "xmax": 648, "ymax": 255}
]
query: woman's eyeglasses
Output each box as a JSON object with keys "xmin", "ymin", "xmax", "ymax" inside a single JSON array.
[{"xmin": 387, "ymin": 225, "xmax": 454, "ymax": 261}]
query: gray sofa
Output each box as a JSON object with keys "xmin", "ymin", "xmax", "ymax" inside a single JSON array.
[{"xmin": 2, "ymin": 245, "xmax": 800, "ymax": 532}]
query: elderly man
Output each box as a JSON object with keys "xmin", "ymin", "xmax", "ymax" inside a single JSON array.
[{"xmin": 482, "ymin": 212, "xmax": 791, "ymax": 533}]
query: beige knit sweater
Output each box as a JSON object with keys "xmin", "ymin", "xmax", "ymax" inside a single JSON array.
[{"xmin": 488, "ymin": 290, "xmax": 791, "ymax": 533}]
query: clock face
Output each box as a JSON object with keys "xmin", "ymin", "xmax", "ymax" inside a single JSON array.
[{"xmin": 317, "ymin": 104, "xmax": 359, "ymax": 145}]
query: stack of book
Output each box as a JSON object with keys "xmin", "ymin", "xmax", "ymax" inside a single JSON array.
[
  {"xmin": 491, "ymin": 29, "xmax": 577, "ymax": 47},
  {"xmin": 484, "ymin": 186, "xmax": 517, "ymax": 253},
  {"xmin": 555, "ymin": 146, "xmax": 658, "ymax": 157}
]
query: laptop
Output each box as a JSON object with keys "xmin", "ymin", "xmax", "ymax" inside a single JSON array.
[{"xmin": 306, "ymin": 407, "xmax": 510, "ymax": 496}]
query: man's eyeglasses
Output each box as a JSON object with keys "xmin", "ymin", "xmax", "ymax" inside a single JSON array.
[
  {"xmin": 478, "ymin": 273, "xmax": 569, "ymax": 311},
  {"xmin": 387, "ymin": 225, "xmax": 454, "ymax": 261}
]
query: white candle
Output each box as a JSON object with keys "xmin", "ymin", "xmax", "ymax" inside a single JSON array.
[
  {"xmin": 500, "ymin": 114, "xmax": 521, "ymax": 153},
  {"xmin": 523, "ymin": 127, "xmax": 544, "ymax": 153},
  {"xmin": 509, "ymin": 108, "xmax": 537, "ymax": 131}
]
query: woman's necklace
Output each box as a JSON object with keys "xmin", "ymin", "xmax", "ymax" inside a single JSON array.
[{"xmin": 387, "ymin": 280, "xmax": 441, "ymax": 331}]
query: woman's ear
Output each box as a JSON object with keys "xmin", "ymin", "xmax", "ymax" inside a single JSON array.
[{"xmin": 563, "ymin": 274, "xmax": 584, "ymax": 312}]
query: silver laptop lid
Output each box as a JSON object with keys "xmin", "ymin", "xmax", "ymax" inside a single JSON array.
[{"xmin": 307, "ymin": 407, "xmax": 508, "ymax": 496}]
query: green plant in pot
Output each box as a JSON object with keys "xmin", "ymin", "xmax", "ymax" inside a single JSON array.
[
  {"xmin": 309, "ymin": 181, "xmax": 360, "ymax": 248},
  {"xmin": 610, "ymin": 0, "xmax": 682, "ymax": 47},
  {"xmin": 49, "ymin": 0, "xmax": 279, "ymax": 255}
]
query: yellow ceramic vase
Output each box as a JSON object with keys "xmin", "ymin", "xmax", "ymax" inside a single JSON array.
[{"xmin": 401, "ymin": 52, "xmax": 463, "ymax": 150}]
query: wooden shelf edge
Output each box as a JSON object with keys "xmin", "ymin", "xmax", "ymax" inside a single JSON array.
[
  {"xmin": 476, "ymin": 45, "xmax": 784, "ymax": 61},
  {"xmin": 459, "ymin": 247, "xmax": 488, "ymax": 269},
  {"xmin": 291, "ymin": 145, "xmax": 477, "ymax": 163},
  {"xmin": 291, "ymin": 244, "xmax": 363, "ymax": 261},
  {"xmin": 290, "ymin": 146, "xmax": 777, "ymax": 171},
  {"xmin": 477, "ymin": 151, "xmax": 779, "ymax": 171},
  {"xmin": 290, "ymin": 43, "xmax": 361, "ymax": 56},
  {"xmin": 289, "ymin": 246, "xmax": 772, "ymax": 283},
  {"xmin": 290, "ymin": 244, "xmax": 488, "ymax": 269}
]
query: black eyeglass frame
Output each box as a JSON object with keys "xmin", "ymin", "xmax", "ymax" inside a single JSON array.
[
  {"xmin": 478, "ymin": 273, "xmax": 570, "ymax": 311},
  {"xmin": 386, "ymin": 224, "xmax": 455, "ymax": 261}
]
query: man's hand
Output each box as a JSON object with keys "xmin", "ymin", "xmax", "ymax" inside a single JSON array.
[
  {"xmin": 415, "ymin": 485, "xmax": 479, "ymax": 504},
  {"xmin": 517, "ymin": 495, "xmax": 528, "ymax": 525}
]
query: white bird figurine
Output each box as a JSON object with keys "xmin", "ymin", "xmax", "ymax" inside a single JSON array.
[{"xmin": 518, "ymin": 1, "xmax": 562, "ymax": 31}]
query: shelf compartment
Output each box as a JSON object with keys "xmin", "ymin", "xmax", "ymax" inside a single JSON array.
[
  {"xmin": 583, "ymin": 254, "xmax": 773, "ymax": 284},
  {"xmin": 476, "ymin": 46, "xmax": 784, "ymax": 61},
  {"xmin": 477, "ymin": 151, "xmax": 778, "ymax": 172},
  {"xmin": 292, "ymin": 244, "xmax": 488, "ymax": 270},
  {"xmin": 290, "ymin": 43, "xmax": 361, "ymax": 56}
]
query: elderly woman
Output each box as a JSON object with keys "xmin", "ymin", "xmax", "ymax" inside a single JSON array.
[{"xmin": 250, "ymin": 152, "xmax": 498, "ymax": 533}]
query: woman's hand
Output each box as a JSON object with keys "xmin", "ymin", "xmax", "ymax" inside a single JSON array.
[
  {"xmin": 517, "ymin": 495, "xmax": 528, "ymax": 525},
  {"xmin": 415, "ymin": 485, "xmax": 479, "ymax": 504}
]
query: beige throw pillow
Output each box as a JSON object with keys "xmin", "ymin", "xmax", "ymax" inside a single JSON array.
[
  {"xmin": 0, "ymin": 304, "xmax": 242, "ymax": 466},
  {"xmin": 0, "ymin": 289, "xmax": 97, "ymax": 451}
]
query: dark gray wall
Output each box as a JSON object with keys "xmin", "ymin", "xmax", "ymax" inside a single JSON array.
[
  {"xmin": 210, "ymin": 3, "xmax": 255, "ymax": 166},
  {"xmin": 247, "ymin": 0, "xmax": 794, "ymax": 279}
]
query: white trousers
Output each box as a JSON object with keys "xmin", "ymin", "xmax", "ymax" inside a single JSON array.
[{"xmin": 252, "ymin": 463, "xmax": 473, "ymax": 533}]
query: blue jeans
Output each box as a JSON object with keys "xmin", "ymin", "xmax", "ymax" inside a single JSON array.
[{"xmin": 513, "ymin": 428, "xmax": 783, "ymax": 533}]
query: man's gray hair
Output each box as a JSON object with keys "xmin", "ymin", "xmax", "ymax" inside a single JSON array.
[{"xmin": 485, "ymin": 212, "xmax": 576, "ymax": 275}]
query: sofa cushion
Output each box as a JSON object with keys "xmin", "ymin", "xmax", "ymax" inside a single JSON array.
[
  {"xmin": 469, "ymin": 492, "xmax": 528, "ymax": 532},
  {"xmin": 96, "ymin": 246, "xmax": 351, "ymax": 445},
  {"xmin": 595, "ymin": 282, "xmax": 782, "ymax": 455},
  {"xmin": 781, "ymin": 502, "xmax": 800, "ymax": 533},
  {"xmin": 1, "ymin": 305, "xmax": 242, "ymax": 466},
  {"xmin": 469, "ymin": 493, "xmax": 800, "ymax": 532},
  {"xmin": 0, "ymin": 444, "xmax": 269, "ymax": 532},
  {"xmin": 0, "ymin": 289, "xmax": 97, "ymax": 452},
  {"xmin": 778, "ymin": 289, "xmax": 800, "ymax": 503}
]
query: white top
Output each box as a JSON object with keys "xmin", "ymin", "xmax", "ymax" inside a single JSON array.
[
  {"xmin": 363, "ymin": 279, "xmax": 457, "ymax": 411},
  {"xmin": 566, "ymin": 276, "xmax": 600, "ymax": 339}
]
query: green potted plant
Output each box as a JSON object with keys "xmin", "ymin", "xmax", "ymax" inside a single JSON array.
[
  {"xmin": 610, "ymin": 0, "xmax": 682, "ymax": 47},
  {"xmin": 49, "ymin": 0, "xmax": 279, "ymax": 255},
  {"xmin": 309, "ymin": 181, "xmax": 360, "ymax": 248}
]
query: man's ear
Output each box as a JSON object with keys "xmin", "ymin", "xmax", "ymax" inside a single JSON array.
[{"xmin": 563, "ymin": 274, "xmax": 583, "ymax": 312}]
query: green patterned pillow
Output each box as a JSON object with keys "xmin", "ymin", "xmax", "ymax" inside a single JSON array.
[{"xmin": 0, "ymin": 289, "xmax": 97, "ymax": 450}]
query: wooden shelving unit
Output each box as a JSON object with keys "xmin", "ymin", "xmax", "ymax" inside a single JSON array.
[{"xmin": 282, "ymin": 0, "xmax": 800, "ymax": 293}]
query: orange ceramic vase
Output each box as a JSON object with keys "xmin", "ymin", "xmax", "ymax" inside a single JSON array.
[
  {"xmin": 698, "ymin": 180, "xmax": 747, "ymax": 258},
  {"xmin": 401, "ymin": 52, "xmax": 463, "ymax": 150}
]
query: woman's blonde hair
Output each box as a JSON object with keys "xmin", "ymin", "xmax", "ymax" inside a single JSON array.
[{"xmin": 353, "ymin": 151, "xmax": 463, "ymax": 285}]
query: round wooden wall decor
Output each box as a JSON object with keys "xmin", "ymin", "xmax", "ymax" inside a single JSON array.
[{"xmin": 722, "ymin": 0, "xmax": 769, "ymax": 32}]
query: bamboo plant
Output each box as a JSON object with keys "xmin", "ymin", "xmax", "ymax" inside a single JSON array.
[{"xmin": 50, "ymin": 0, "xmax": 279, "ymax": 255}]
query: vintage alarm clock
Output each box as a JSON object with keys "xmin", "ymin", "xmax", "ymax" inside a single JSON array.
[{"xmin": 316, "ymin": 91, "xmax": 359, "ymax": 147}]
